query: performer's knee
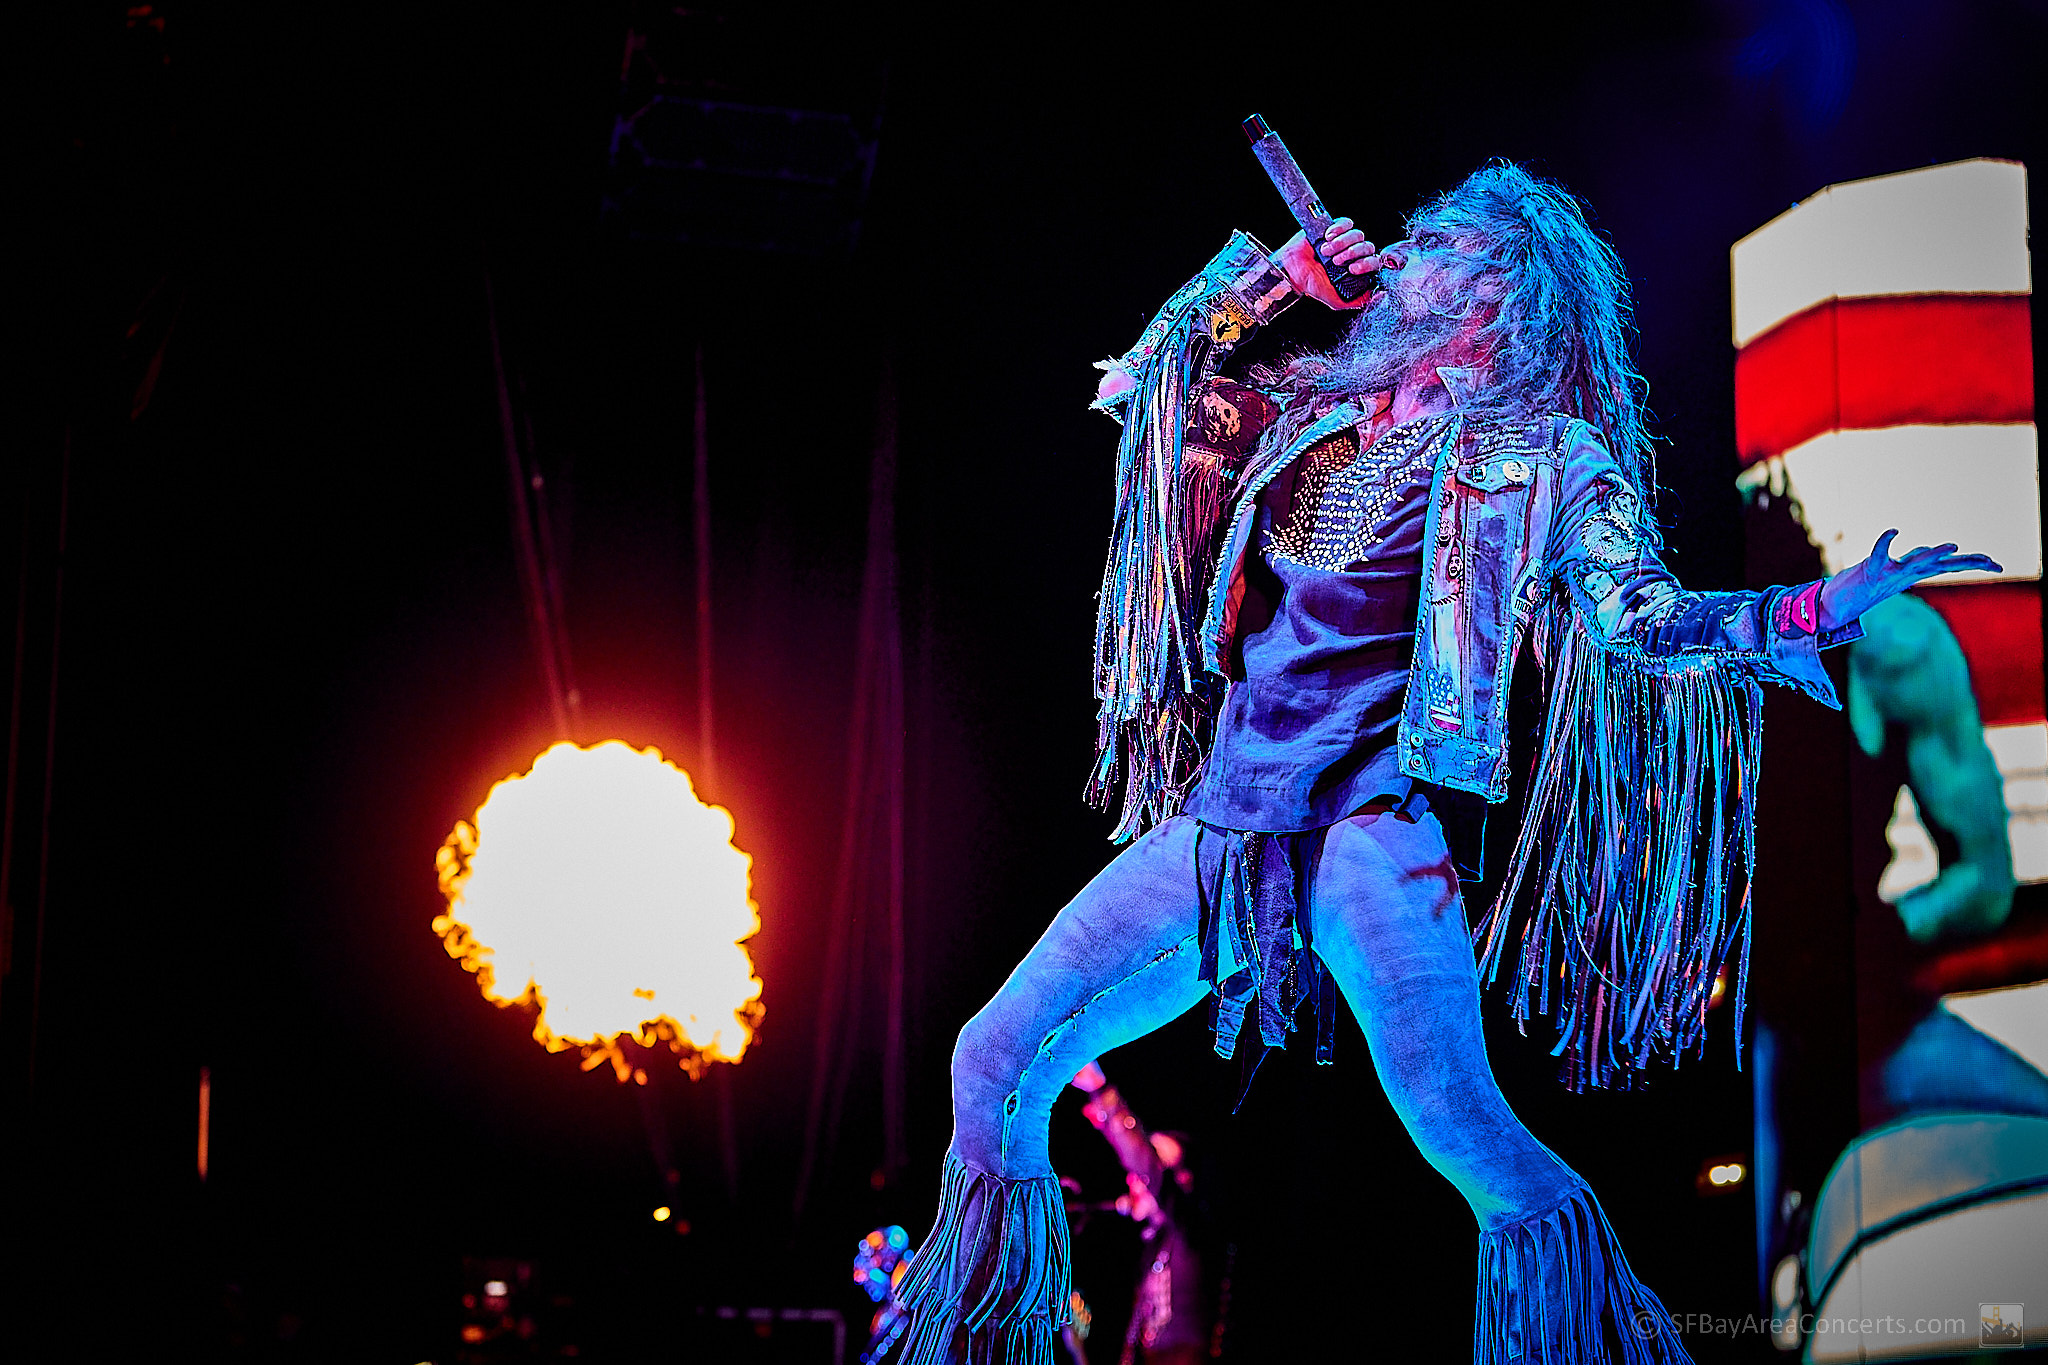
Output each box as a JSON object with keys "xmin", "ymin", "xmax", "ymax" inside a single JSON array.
[
  {"xmin": 949, "ymin": 1009, "xmax": 1024, "ymax": 1150},
  {"xmin": 950, "ymin": 1007, "xmax": 1003, "ymax": 1099}
]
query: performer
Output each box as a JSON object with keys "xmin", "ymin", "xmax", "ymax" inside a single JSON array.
[
  {"xmin": 1066, "ymin": 1062, "xmax": 1222, "ymax": 1364},
  {"xmin": 896, "ymin": 160, "xmax": 1997, "ymax": 1362}
]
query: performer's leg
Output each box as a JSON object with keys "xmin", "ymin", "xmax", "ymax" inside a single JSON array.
[
  {"xmin": 1307, "ymin": 803, "xmax": 1691, "ymax": 1364},
  {"xmin": 899, "ymin": 815, "xmax": 1213, "ymax": 1365}
]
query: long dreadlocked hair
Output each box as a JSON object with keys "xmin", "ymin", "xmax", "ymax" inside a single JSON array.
[{"xmin": 1255, "ymin": 161, "xmax": 1658, "ymax": 517}]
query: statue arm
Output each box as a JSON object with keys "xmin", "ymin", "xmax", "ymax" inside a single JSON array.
[{"xmin": 1850, "ymin": 594, "xmax": 2015, "ymax": 942}]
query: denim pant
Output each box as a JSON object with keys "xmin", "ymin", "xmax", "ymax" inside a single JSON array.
[
  {"xmin": 952, "ymin": 805, "xmax": 1580, "ymax": 1227},
  {"xmin": 905, "ymin": 806, "xmax": 1692, "ymax": 1363}
]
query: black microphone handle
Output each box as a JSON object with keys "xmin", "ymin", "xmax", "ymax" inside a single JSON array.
[{"xmin": 1242, "ymin": 115, "xmax": 1373, "ymax": 301}]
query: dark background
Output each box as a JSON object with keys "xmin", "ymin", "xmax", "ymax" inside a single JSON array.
[{"xmin": 8, "ymin": 2, "xmax": 2046, "ymax": 1361}]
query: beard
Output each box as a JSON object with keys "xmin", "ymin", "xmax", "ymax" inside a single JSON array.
[{"xmin": 1321, "ymin": 290, "xmax": 1469, "ymax": 398}]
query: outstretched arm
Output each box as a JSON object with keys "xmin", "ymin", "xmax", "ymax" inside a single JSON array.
[
  {"xmin": 1821, "ymin": 529, "xmax": 2003, "ymax": 630},
  {"xmin": 1546, "ymin": 429, "xmax": 1858, "ymax": 704},
  {"xmin": 1547, "ymin": 431, "xmax": 2002, "ymax": 708}
]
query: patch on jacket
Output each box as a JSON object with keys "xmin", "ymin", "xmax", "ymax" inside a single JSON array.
[
  {"xmin": 1579, "ymin": 485, "xmax": 1645, "ymax": 566},
  {"xmin": 1187, "ymin": 377, "xmax": 1279, "ymax": 466}
]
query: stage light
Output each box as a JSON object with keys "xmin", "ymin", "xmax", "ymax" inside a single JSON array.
[
  {"xmin": 434, "ymin": 741, "xmax": 765, "ymax": 1081},
  {"xmin": 1697, "ymin": 1155, "xmax": 1750, "ymax": 1194},
  {"xmin": 1772, "ymin": 1255, "xmax": 1799, "ymax": 1309},
  {"xmin": 197, "ymin": 1067, "xmax": 210, "ymax": 1182},
  {"xmin": 855, "ymin": 1229, "xmax": 907, "ymax": 1302},
  {"xmin": 1771, "ymin": 1254, "xmax": 1804, "ymax": 1350},
  {"xmin": 653, "ymin": 1206, "xmax": 672, "ymax": 1222}
]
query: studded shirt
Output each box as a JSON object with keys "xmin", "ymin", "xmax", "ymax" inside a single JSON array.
[{"xmin": 1183, "ymin": 413, "xmax": 1449, "ymax": 833}]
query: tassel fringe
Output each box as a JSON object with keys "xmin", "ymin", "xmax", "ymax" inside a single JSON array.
[
  {"xmin": 1086, "ymin": 311, "xmax": 1222, "ymax": 842},
  {"xmin": 1475, "ymin": 1185, "xmax": 1693, "ymax": 1364},
  {"xmin": 896, "ymin": 1149, "xmax": 1071, "ymax": 1365},
  {"xmin": 1479, "ymin": 612, "xmax": 1761, "ymax": 1090}
]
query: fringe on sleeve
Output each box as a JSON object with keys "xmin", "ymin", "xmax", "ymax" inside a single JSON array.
[
  {"xmin": 1476, "ymin": 606, "xmax": 1762, "ymax": 1090},
  {"xmin": 1085, "ymin": 310, "xmax": 1226, "ymax": 843}
]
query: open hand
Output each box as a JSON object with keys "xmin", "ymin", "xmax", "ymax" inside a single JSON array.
[
  {"xmin": 1818, "ymin": 530, "xmax": 2003, "ymax": 631},
  {"xmin": 1273, "ymin": 217, "xmax": 1381, "ymax": 310}
]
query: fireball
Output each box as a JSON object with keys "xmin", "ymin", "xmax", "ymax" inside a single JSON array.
[{"xmin": 434, "ymin": 741, "xmax": 764, "ymax": 1079}]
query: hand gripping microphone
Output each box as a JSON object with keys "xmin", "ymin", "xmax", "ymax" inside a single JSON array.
[{"xmin": 1242, "ymin": 113, "xmax": 1373, "ymax": 301}]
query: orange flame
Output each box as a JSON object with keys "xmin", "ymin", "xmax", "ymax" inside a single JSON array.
[{"xmin": 435, "ymin": 741, "xmax": 764, "ymax": 1080}]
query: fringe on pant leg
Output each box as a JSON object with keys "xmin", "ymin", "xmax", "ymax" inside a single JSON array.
[
  {"xmin": 1473, "ymin": 1185, "xmax": 1692, "ymax": 1364},
  {"xmin": 895, "ymin": 1148, "xmax": 1071, "ymax": 1365}
]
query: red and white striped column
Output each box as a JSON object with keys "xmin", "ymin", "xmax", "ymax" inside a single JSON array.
[{"xmin": 1731, "ymin": 158, "xmax": 2046, "ymax": 887}]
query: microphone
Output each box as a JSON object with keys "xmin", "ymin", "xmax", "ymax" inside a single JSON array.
[{"xmin": 1241, "ymin": 114, "xmax": 1373, "ymax": 302}]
